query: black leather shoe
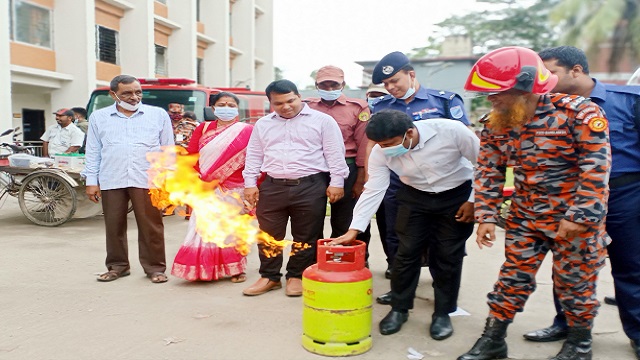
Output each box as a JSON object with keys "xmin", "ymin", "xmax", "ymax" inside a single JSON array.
[
  {"xmin": 376, "ymin": 291, "xmax": 392, "ymax": 305},
  {"xmin": 430, "ymin": 314, "xmax": 453, "ymax": 340},
  {"xmin": 385, "ymin": 268, "xmax": 392, "ymax": 279},
  {"xmin": 631, "ymin": 339, "xmax": 640, "ymax": 360},
  {"xmin": 523, "ymin": 324, "xmax": 568, "ymax": 342},
  {"xmin": 379, "ymin": 310, "xmax": 408, "ymax": 335},
  {"xmin": 604, "ymin": 296, "xmax": 617, "ymax": 306}
]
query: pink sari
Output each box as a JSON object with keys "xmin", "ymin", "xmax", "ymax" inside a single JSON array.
[{"xmin": 171, "ymin": 121, "xmax": 253, "ymax": 281}]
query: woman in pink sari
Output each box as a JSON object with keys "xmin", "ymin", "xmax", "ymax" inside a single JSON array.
[{"xmin": 172, "ymin": 92, "xmax": 253, "ymax": 282}]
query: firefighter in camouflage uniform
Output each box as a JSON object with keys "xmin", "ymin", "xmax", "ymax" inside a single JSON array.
[{"xmin": 457, "ymin": 47, "xmax": 611, "ymax": 360}]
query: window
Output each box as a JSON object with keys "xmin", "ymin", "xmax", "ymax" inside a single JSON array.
[
  {"xmin": 10, "ymin": 0, "xmax": 53, "ymax": 48},
  {"xmin": 155, "ymin": 45, "xmax": 168, "ymax": 76},
  {"xmin": 197, "ymin": 58, "xmax": 203, "ymax": 84},
  {"xmin": 96, "ymin": 26, "xmax": 119, "ymax": 64}
]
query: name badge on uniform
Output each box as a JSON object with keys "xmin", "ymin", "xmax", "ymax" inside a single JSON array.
[{"xmin": 534, "ymin": 129, "xmax": 569, "ymax": 137}]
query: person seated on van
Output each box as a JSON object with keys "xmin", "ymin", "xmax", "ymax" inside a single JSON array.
[
  {"xmin": 41, "ymin": 108, "xmax": 85, "ymax": 158},
  {"xmin": 168, "ymin": 103, "xmax": 197, "ymax": 148},
  {"xmin": 71, "ymin": 107, "xmax": 89, "ymax": 134}
]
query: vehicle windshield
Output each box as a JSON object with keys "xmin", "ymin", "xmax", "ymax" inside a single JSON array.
[{"xmin": 87, "ymin": 89, "xmax": 208, "ymax": 121}]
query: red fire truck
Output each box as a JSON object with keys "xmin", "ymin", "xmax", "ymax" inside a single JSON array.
[{"xmin": 86, "ymin": 78, "xmax": 271, "ymax": 123}]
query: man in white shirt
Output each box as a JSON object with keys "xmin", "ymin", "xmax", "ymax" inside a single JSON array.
[
  {"xmin": 332, "ymin": 109, "xmax": 479, "ymax": 341},
  {"xmin": 41, "ymin": 108, "xmax": 85, "ymax": 158}
]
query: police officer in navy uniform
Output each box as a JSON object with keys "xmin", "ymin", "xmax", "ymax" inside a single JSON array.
[
  {"xmin": 370, "ymin": 51, "xmax": 471, "ymax": 306},
  {"xmin": 519, "ymin": 46, "xmax": 640, "ymax": 360}
]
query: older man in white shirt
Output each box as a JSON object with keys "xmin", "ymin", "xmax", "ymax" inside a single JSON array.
[
  {"xmin": 41, "ymin": 109, "xmax": 85, "ymax": 158},
  {"xmin": 82, "ymin": 75, "xmax": 174, "ymax": 284},
  {"xmin": 332, "ymin": 109, "xmax": 479, "ymax": 341}
]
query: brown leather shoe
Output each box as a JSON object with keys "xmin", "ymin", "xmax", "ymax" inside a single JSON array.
[
  {"xmin": 285, "ymin": 278, "xmax": 303, "ymax": 297},
  {"xmin": 242, "ymin": 277, "xmax": 282, "ymax": 296}
]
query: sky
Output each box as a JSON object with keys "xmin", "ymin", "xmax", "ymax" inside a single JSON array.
[{"xmin": 272, "ymin": 0, "xmax": 488, "ymax": 89}]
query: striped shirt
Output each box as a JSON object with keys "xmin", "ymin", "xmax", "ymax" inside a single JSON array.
[{"xmin": 81, "ymin": 103, "xmax": 174, "ymax": 190}]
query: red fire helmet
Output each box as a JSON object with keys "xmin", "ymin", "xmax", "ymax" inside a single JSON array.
[{"xmin": 464, "ymin": 46, "xmax": 558, "ymax": 95}]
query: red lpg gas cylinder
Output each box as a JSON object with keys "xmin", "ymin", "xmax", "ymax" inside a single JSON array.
[{"xmin": 301, "ymin": 239, "xmax": 373, "ymax": 356}]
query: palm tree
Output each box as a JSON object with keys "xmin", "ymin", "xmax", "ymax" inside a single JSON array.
[{"xmin": 551, "ymin": 0, "xmax": 640, "ymax": 72}]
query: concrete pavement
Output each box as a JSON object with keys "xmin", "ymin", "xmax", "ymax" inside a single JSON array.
[{"xmin": 0, "ymin": 197, "xmax": 634, "ymax": 360}]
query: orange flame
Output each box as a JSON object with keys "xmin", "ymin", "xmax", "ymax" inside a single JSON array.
[{"xmin": 146, "ymin": 146, "xmax": 309, "ymax": 257}]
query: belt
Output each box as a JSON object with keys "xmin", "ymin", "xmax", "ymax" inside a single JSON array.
[
  {"xmin": 609, "ymin": 172, "xmax": 640, "ymax": 189},
  {"xmin": 266, "ymin": 172, "xmax": 328, "ymax": 186},
  {"xmin": 406, "ymin": 180, "xmax": 472, "ymax": 196},
  {"xmin": 345, "ymin": 157, "xmax": 356, "ymax": 165}
]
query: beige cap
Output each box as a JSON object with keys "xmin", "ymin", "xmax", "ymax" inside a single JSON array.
[{"xmin": 366, "ymin": 83, "xmax": 390, "ymax": 96}]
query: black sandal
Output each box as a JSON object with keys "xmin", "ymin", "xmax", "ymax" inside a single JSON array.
[{"xmin": 97, "ymin": 270, "xmax": 130, "ymax": 282}]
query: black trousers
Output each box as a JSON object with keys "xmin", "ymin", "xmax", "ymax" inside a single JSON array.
[
  {"xmin": 324, "ymin": 161, "xmax": 371, "ymax": 257},
  {"xmin": 256, "ymin": 173, "xmax": 329, "ymax": 281},
  {"xmin": 391, "ymin": 181, "xmax": 474, "ymax": 315}
]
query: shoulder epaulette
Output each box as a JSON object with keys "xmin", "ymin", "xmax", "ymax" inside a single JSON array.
[
  {"xmin": 427, "ymin": 89, "xmax": 457, "ymax": 100},
  {"xmin": 551, "ymin": 93, "xmax": 590, "ymax": 111},
  {"xmin": 603, "ymin": 84, "xmax": 640, "ymax": 96}
]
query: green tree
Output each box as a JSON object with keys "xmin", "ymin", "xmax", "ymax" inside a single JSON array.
[
  {"xmin": 550, "ymin": 0, "xmax": 640, "ymax": 72},
  {"xmin": 411, "ymin": 0, "xmax": 560, "ymax": 57},
  {"xmin": 274, "ymin": 66, "xmax": 284, "ymax": 81}
]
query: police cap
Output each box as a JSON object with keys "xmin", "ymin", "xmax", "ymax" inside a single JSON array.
[{"xmin": 372, "ymin": 51, "xmax": 410, "ymax": 84}]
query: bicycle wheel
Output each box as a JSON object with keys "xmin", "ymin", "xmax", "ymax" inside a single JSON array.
[
  {"xmin": 18, "ymin": 172, "xmax": 77, "ymax": 226},
  {"xmin": 0, "ymin": 171, "xmax": 15, "ymax": 209}
]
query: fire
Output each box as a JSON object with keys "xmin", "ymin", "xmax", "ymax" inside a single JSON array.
[{"xmin": 146, "ymin": 146, "xmax": 309, "ymax": 257}]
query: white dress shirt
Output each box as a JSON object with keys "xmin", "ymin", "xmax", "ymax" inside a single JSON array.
[
  {"xmin": 350, "ymin": 118, "xmax": 480, "ymax": 231},
  {"xmin": 81, "ymin": 103, "xmax": 174, "ymax": 190},
  {"xmin": 243, "ymin": 104, "xmax": 349, "ymax": 188},
  {"xmin": 40, "ymin": 123, "xmax": 85, "ymax": 156}
]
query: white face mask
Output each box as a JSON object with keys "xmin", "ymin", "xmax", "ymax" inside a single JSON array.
[
  {"xmin": 214, "ymin": 106, "xmax": 239, "ymax": 121},
  {"xmin": 113, "ymin": 93, "xmax": 140, "ymax": 112}
]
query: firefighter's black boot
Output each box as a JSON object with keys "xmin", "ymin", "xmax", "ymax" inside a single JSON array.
[
  {"xmin": 457, "ymin": 317, "xmax": 509, "ymax": 360},
  {"xmin": 550, "ymin": 327, "xmax": 592, "ymax": 360}
]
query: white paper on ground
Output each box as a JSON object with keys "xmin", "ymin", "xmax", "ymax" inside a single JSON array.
[
  {"xmin": 407, "ymin": 347, "xmax": 424, "ymax": 360},
  {"xmin": 449, "ymin": 307, "xmax": 471, "ymax": 316}
]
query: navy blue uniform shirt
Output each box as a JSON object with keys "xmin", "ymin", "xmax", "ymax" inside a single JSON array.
[
  {"xmin": 372, "ymin": 86, "xmax": 470, "ymax": 125},
  {"xmin": 589, "ymin": 79, "xmax": 640, "ymax": 178}
]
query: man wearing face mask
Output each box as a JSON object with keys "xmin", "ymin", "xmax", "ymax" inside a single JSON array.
[
  {"xmin": 370, "ymin": 51, "xmax": 471, "ymax": 303},
  {"xmin": 305, "ymin": 66, "xmax": 371, "ymax": 252},
  {"xmin": 331, "ymin": 109, "xmax": 478, "ymax": 340},
  {"xmin": 82, "ymin": 74, "xmax": 174, "ymax": 284}
]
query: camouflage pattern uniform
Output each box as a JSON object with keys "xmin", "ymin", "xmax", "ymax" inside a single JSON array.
[
  {"xmin": 173, "ymin": 119, "xmax": 198, "ymax": 148},
  {"xmin": 475, "ymin": 93, "xmax": 611, "ymax": 329}
]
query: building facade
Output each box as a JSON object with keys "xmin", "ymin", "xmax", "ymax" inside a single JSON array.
[{"xmin": 2, "ymin": 0, "xmax": 274, "ymax": 141}]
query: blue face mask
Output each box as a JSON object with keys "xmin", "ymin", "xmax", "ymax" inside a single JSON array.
[
  {"xmin": 398, "ymin": 82, "xmax": 416, "ymax": 100},
  {"xmin": 318, "ymin": 89, "xmax": 342, "ymax": 101},
  {"xmin": 214, "ymin": 106, "xmax": 239, "ymax": 121},
  {"xmin": 381, "ymin": 132, "xmax": 412, "ymax": 157},
  {"xmin": 367, "ymin": 97, "xmax": 381, "ymax": 110}
]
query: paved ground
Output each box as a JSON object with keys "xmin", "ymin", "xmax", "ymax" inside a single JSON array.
[{"xmin": 0, "ymin": 196, "xmax": 634, "ymax": 360}]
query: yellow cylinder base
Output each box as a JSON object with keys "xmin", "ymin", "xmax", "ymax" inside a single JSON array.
[{"xmin": 301, "ymin": 334, "xmax": 372, "ymax": 357}]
